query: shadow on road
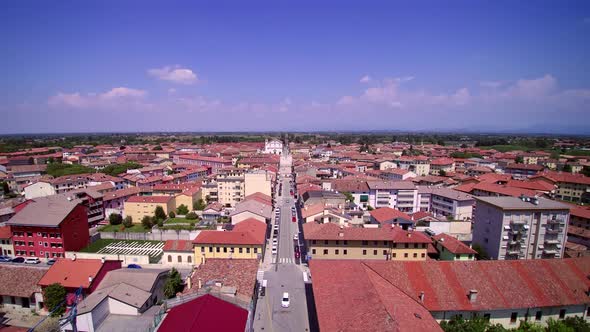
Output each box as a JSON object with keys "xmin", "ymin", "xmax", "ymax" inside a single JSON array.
[{"xmin": 305, "ymin": 283, "xmax": 319, "ymax": 332}]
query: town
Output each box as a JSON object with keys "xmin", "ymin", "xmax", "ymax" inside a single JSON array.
[{"xmin": 0, "ymin": 134, "xmax": 589, "ymax": 331}]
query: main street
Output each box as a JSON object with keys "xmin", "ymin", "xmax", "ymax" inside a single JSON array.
[{"xmin": 253, "ymin": 148, "xmax": 311, "ymax": 332}]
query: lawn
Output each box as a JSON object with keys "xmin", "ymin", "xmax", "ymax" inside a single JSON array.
[
  {"xmin": 165, "ymin": 217, "xmax": 194, "ymax": 224},
  {"xmin": 99, "ymin": 224, "xmax": 150, "ymax": 233},
  {"xmin": 479, "ymin": 145, "xmax": 533, "ymax": 152},
  {"xmin": 159, "ymin": 224, "xmax": 195, "ymax": 231}
]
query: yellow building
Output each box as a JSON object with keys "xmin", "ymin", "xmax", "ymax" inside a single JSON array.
[
  {"xmin": 193, "ymin": 218, "xmax": 266, "ymax": 265},
  {"xmin": 123, "ymin": 195, "xmax": 176, "ymax": 223},
  {"xmin": 174, "ymin": 187, "xmax": 202, "ymax": 211},
  {"xmin": 216, "ymin": 168, "xmax": 245, "ymax": 207},
  {"xmin": 303, "ymin": 223, "xmax": 430, "ymax": 260}
]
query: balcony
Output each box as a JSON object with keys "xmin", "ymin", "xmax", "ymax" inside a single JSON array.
[
  {"xmin": 548, "ymin": 218, "xmax": 565, "ymax": 225},
  {"xmin": 506, "ymin": 249, "xmax": 522, "ymax": 256},
  {"xmin": 544, "ymin": 238, "xmax": 560, "ymax": 245},
  {"xmin": 543, "ymin": 249, "xmax": 559, "ymax": 255},
  {"xmin": 545, "ymin": 228, "xmax": 561, "ymax": 235},
  {"xmin": 510, "ymin": 220, "xmax": 527, "ymax": 225}
]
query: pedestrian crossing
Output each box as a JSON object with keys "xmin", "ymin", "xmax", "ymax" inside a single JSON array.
[{"xmin": 278, "ymin": 257, "xmax": 294, "ymax": 264}]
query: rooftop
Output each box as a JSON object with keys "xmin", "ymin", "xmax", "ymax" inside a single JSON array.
[
  {"xmin": 185, "ymin": 258, "xmax": 258, "ymax": 300},
  {"xmin": 303, "ymin": 223, "xmax": 430, "ymax": 243},
  {"xmin": 7, "ymin": 195, "xmax": 82, "ymax": 227},
  {"xmin": 475, "ymin": 196, "xmax": 571, "ymax": 211},
  {"xmin": 0, "ymin": 265, "xmax": 47, "ymax": 298},
  {"xmin": 432, "ymin": 233, "xmax": 477, "ymax": 255},
  {"xmin": 126, "ymin": 195, "xmax": 174, "ymax": 204},
  {"xmin": 38, "ymin": 258, "xmax": 119, "ymax": 289}
]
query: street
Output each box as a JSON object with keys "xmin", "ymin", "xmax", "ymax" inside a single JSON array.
[{"xmin": 253, "ymin": 147, "xmax": 312, "ymax": 332}]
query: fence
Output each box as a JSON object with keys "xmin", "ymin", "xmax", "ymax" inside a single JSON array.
[
  {"xmin": 65, "ymin": 251, "xmax": 151, "ymax": 265},
  {"xmin": 99, "ymin": 229, "xmax": 200, "ymax": 241}
]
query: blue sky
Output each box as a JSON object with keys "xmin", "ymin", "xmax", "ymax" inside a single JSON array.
[{"xmin": 1, "ymin": 0, "xmax": 589, "ymax": 134}]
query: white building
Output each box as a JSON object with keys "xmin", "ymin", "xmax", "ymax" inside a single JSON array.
[
  {"xmin": 417, "ymin": 187, "xmax": 475, "ymax": 221},
  {"xmin": 263, "ymin": 139, "xmax": 283, "ymax": 155},
  {"xmin": 366, "ymin": 180, "xmax": 418, "ymax": 213}
]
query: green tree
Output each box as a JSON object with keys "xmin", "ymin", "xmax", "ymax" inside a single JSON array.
[
  {"xmin": 193, "ymin": 199, "xmax": 206, "ymax": 211},
  {"xmin": 155, "ymin": 206, "xmax": 167, "ymax": 220},
  {"xmin": 109, "ymin": 213, "xmax": 123, "ymax": 225},
  {"xmin": 582, "ymin": 166, "xmax": 590, "ymax": 177},
  {"xmin": 472, "ymin": 243, "xmax": 489, "ymax": 260},
  {"xmin": 367, "ymin": 205, "xmax": 374, "ymax": 211},
  {"xmin": 141, "ymin": 215, "xmax": 154, "ymax": 229},
  {"xmin": 46, "ymin": 163, "xmax": 94, "ymax": 177},
  {"xmin": 176, "ymin": 204, "xmax": 189, "ymax": 215},
  {"xmin": 153, "ymin": 145, "xmax": 163, "ymax": 151},
  {"xmin": 123, "ymin": 216, "xmax": 133, "ymax": 228},
  {"xmin": 101, "ymin": 162, "xmax": 142, "ymax": 176},
  {"xmin": 169, "ymin": 211, "xmax": 176, "ymax": 218},
  {"xmin": 44, "ymin": 283, "xmax": 67, "ymax": 317},
  {"xmin": 515, "ymin": 156, "xmax": 524, "ymax": 164},
  {"xmin": 163, "ymin": 268, "xmax": 183, "ymax": 298},
  {"xmin": 439, "ymin": 169, "xmax": 447, "ymax": 177},
  {"xmin": 341, "ymin": 191, "xmax": 355, "ymax": 202},
  {"xmin": 0, "ymin": 181, "xmax": 9, "ymax": 194},
  {"xmin": 562, "ymin": 164, "xmax": 573, "ymax": 173},
  {"xmin": 186, "ymin": 212, "xmax": 198, "ymax": 220}
]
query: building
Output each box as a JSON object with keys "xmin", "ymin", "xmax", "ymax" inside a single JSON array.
[
  {"xmin": 417, "ymin": 187, "xmax": 475, "ymax": 221},
  {"xmin": 163, "ymin": 240, "xmax": 195, "ymax": 266},
  {"xmin": 472, "ymin": 196, "xmax": 570, "ymax": 260},
  {"xmin": 0, "ymin": 265, "xmax": 47, "ymax": 312},
  {"xmin": 430, "ymin": 158, "xmax": 455, "ymax": 175},
  {"xmin": 24, "ymin": 181, "xmax": 56, "ymax": 199},
  {"xmin": 229, "ymin": 199, "xmax": 272, "ymax": 225},
  {"xmin": 310, "ymin": 258, "xmax": 590, "ymax": 331},
  {"xmin": 244, "ymin": 170, "xmax": 272, "ymax": 198},
  {"xmin": 396, "ymin": 156, "xmax": 431, "ymax": 176},
  {"xmin": 369, "ymin": 207, "xmax": 414, "ymax": 230},
  {"xmin": 0, "ymin": 225, "xmax": 13, "ymax": 256},
  {"xmin": 366, "ymin": 180, "xmax": 418, "ymax": 212},
  {"xmin": 58, "ymin": 189, "xmax": 105, "ymax": 226},
  {"xmin": 216, "ymin": 168, "xmax": 245, "ymax": 207},
  {"xmin": 505, "ymin": 163, "xmax": 544, "ymax": 179},
  {"xmin": 158, "ymin": 294, "xmax": 248, "ymax": 332},
  {"xmin": 379, "ymin": 168, "xmax": 416, "ymax": 181},
  {"xmin": 532, "ymin": 171, "xmax": 590, "ymax": 203},
  {"xmin": 123, "ymin": 195, "xmax": 176, "ymax": 223},
  {"xmin": 263, "ymin": 138, "xmax": 283, "ymax": 155},
  {"xmin": 432, "ymin": 233, "xmax": 476, "ymax": 260},
  {"xmin": 193, "ymin": 218, "xmax": 266, "ymax": 265},
  {"xmin": 301, "ymin": 190, "xmax": 346, "ymax": 208},
  {"xmin": 38, "ymin": 258, "xmax": 122, "ymax": 298},
  {"xmin": 102, "ymin": 187, "xmax": 142, "ymax": 218},
  {"xmin": 303, "ymin": 223, "xmax": 430, "ymax": 261},
  {"xmin": 173, "ymin": 154, "xmax": 231, "ymax": 173},
  {"xmin": 7, "ymin": 195, "xmax": 90, "ymax": 258},
  {"xmin": 65, "ymin": 268, "xmax": 169, "ymax": 332}
]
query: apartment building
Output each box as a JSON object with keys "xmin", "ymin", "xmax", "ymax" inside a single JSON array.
[
  {"xmin": 193, "ymin": 219, "xmax": 266, "ymax": 265},
  {"xmin": 366, "ymin": 180, "xmax": 418, "ymax": 213},
  {"xmin": 173, "ymin": 154, "xmax": 232, "ymax": 173},
  {"xmin": 57, "ymin": 189, "xmax": 105, "ymax": 226},
  {"xmin": 395, "ymin": 156, "xmax": 431, "ymax": 176},
  {"xmin": 504, "ymin": 163, "xmax": 544, "ymax": 179},
  {"xmin": 429, "ymin": 158, "xmax": 455, "ymax": 175},
  {"xmin": 263, "ymin": 139, "xmax": 283, "ymax": 154},
  {"xmin": 7, "ymin": 195, "xmax": 90, "ymax": 258},
  {"xmin": 216, "ymin": 168, "xmax": 245, "ymax": 207},
  {"xmin": 472, "ymin": 196, "xmax": 570, "ymax": 260},
  {"xmin": 303, "ymin": 223, "xmax": 430, "ymax": 261},
  {"xmin": 417, "ymin": 187, "xmax": 475, "ymax": 221},
  {"xmin": 124, "ymin": 196, "xmax": 176, "ymax": 223},
  {"xmin": 533, "ymin": 171, "xmax": 590, "ymax": 203},
  {"xmin": 244, "ymin": 170, "xmax": 272, "ymax": 198},
  {"xmin": 0, "ymin": 226, "xmax": 13, "ymax": 256}
]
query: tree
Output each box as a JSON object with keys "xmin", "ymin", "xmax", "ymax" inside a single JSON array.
[
  {"xmin": 341, "ymin": 191, "xmax": 355, "ymax": 202},
  {"xmin": 515, "ymin": 156, "xmax": 524, "ymax": 164},
  {"xmin": 141, "ymin": 215, "xmax": 154, "ymax": 229},
  {"xmin": 153, "ymin": 145, "xmax": 163, "ymax": 151},
  {"xmin": 169, "ymin": 211, "xmax": 176, "ymax": 218},
  {"xmin": 102, "ymin": 162, "xmax": 142, "ymax": 176},
  {"xmin": 0, "ymin": 181, "xmax": 9, "ymax": 194},
  {"xmin": 186, "ymin": 212, "xmax": 198, "ymax": 220},
  {"xmin": 193, "ymin": 199, "xmax": 206, "ymax": 211},
  {"xmin": 109, "ymin": 213, "xmax": 123, "ymax": 225},
  {"xmin": 44, "ymin": 283, "xmax": 67, "ymax": 317},
  {"xmin": 46, "ymin": 163, "xmax": 94, "ymax": 177},
  {"xmin": 472, "ymin": 243, "xmax": 489, "ymax": 260},
  {"xmin": 123, "ymin": 216, "xmax": 133, "ymax": 228},
  {"xmin": 176, "ymin": 204, "xmax": 189, "ymax": 215},
  {"xmin": 582, "ymin": 166, "xmax": 590, "ymax": 177},
  {"xmin": 562, "ymin": 164, "xmax": 573, "ymax": 173},
  {"xmin": 164, "ymin": 268, "xmax": 184, "ymax": 298},
  {"xmin": 367, "ymin": 205, "xmax": 374, "ymax": 211},
  {"xmin": 155, "ymin": 206, "xmax": 167, "ymax": 220},
  {"xmin": 439, "ymin": 170, "xmax": 447, "ymax": 177}
]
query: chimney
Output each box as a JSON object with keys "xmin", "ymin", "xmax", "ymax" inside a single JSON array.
[
  {"xmin": 468, "ymin": 289, "xmax": 478, "ymax": 303},
  {"xmin": 88, "ymin": 276, "xmax": 93, "ymax": 284},
  {"xmin": 407, "ymin": 232, "xmax": 411, "ymax": 238},
  {"xmin": 71, "ymin": 254, "xmax": 76, "ymax": 261},
  {"xmin": 186, "ymin": 276, "xmax": 192, "ymax": 289},
  {"xmin": 419, "ymin": 291, "xmax": 425, "ymax": 303},
  {"xmin": 101, "ymin": 257, "xmax": 105, "ymax": 263},
  {"xmin": 198, "ymin": 278, "xmax": 202, "ymax": 289}
]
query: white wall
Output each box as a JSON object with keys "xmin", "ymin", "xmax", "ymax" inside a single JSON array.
[
  {"xmin": 107, "ymin": 298, "xmax": 139, "ymax": 316},
  {"xmin": 65, "ymin": 251, "xmax": 150, "ymax": 266},
  {"xmin": 24, "ymin": 182, "xmax": 56, "ymax": 199}
]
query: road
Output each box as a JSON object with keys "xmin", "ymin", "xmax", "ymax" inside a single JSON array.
[{"xmin": 253, "ymin": 148, "xmax": 311, "ymax": 332}]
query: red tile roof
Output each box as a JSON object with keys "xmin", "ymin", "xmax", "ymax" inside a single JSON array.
[
  {"xmin": 0, "ymin": 266, "xmax": 47, "ymax": 298},
  {"xmin": 303, "ymin": 223, "xmax": 430, "ymax": 243},
  {"xmin": 534, "ymin": 171, "xmax": 590, "ymax": 185},
  {"xmin": 163, "ymin": 240, "xmax": 194, "ymax": 252},
  {"xmin": 432, "ymin": 233, "xmax": 477, "ymax": 255},
  {"xmin": 126, "ymin": 195, "xmax": 173, "ymax": 204},
  {"xmin": 38, "ymin": 258, "xmax": 116, "ymax": 289},
  {"xmin": 158, "ymin": 294, "xmax": 247, "ymax": 332},
  {"xmin": 185, "ymin": 258, "xmax": 258, "ymax": 300},
  {"xmin": 0, "ymin": 226, "xmax": 12, "ymax": 239},
  {"xmin": 193, "ymin": 219, "xmax": 266, "ymax": 245},
  {"xmin": 369, "ymin": 207, "xmax": 412, "ymax": 224}
]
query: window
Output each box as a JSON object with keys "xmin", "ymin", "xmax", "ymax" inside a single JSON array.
[
  {"xmin": 324, "ymin": 240, "xmax": 328, "ymax": 245},
  {"xmin": 383, "ymin": 241, "xmax": 388, "ymax": 246},
  {"xmin": 312, "ymin": 249, "xmax": 316, "ymax": 255},
  {"xmin": 383, "ymin": 250, "xmax": 387, "ymax": 255},
  {"xmin": 216, "ymin": 247, "xmax": 220, "ymax": 253},
  {"xmin": 414, "ymin": 243, "xmax": 418, "ymax": 248},
  {"xmin": 29, "ymin": 251, "xmax": 35, "ymax": 256},
  {"xmin": 510, "ymin": 312, "xmax": 518, "ymax": 323},
  {"xmin": 38, "ymin": 242, "xmax": 42, "ymax": 245},
  {"xmin": 343, "ymin": 240, "xmax": 348, "ymax": 245},
  {"xmin": 536, "ymin": 311, "xmax": 542, "ymax": 321},
  {"xmin": 413, "ymin": 253, "xmax": 418, "ymax": 258},
  {"xmin": 392, "ymin": 253, "xmax": 396, "ymax": 258},
  {"xmin": 312, "ymin": 240, "xmax": 316, "ymax": 244},
  {"xmin": 246, "ymin": 248, "xmax": 250, "ymax": 253},
  {"xmin": 335, "ymin": 249, "xmax": 339, "ymax": 255},
  {"xmin": 178, "ymin": 256, "xmax": 182, "ymax": 263},
  {"xmin": 323, "ymin": 249, "xmax": 328, "ymax": 255},
  {"xmin": 335, "ymin": 240, "xmax": 339, "ymax": 245},
  {"xmin": 223, "ymin": 247, "xmax": 227, "ymax": 253},
  {"xmin": 405, "ymin": 243, "xmax": 409, "ymax": 248},
  {"xmin": 456, "ymin": 254, "xmax": 460, "ymax": 259},
  {"xmin": 239, "ymin": 248, "xmax": 243, "ymax": 253},
  {"xmin": 254, "ymin": 248, "xmax": 258, "ymax": 253},
  {"xmin": 392, "ymin": 243, "xmax": 397, "ymax": 248},
  {"xmin": 362, "ymin": 250, "xmax": 367, "ymax": 255},
  {"xmin": 27, "ymin": 232, "xmax": 33, "ymax": 237},
  {"xmin": 188, "ymin": 256, "xmax": 192, "ymax": 263},
  {"xmin": 559, "ymin": 309, "xmax": 566, "ymax": 319},
  {"xmin": 44, "ymin": 243, "xmax": 48, "ymax": 247},
  {"xmin": 167, "ymin": 255, "xmax": 172, "ymax": 262},
  {"xmin": 421, "ymin": 253, "xmax": 425, "ymax": 258},
  {"xmin": 373, "ymin": 241, "xmax": 378, "ymax": 245},
  {"xmin": 37, "ymin": 232, "xmax": 41, "ymax": 236},
  {"xmin": 343, "ymin": 250, "xmax": 347, "ymax": 255},
  {"xmin": 404, "ymin": 253, "xmax": 408, "ymax": 258},
  {"xmin": 373, "ymin": 250, "xmax": 377, "ymax": 255},
  {"xmin": 42, "ymin": 233, "xmax": 47, "ymax": 238}
]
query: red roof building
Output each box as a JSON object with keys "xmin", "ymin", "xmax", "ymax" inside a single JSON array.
[{"xmin": 158, "ymin": 294, "xmax": 247, "ymax": 332}]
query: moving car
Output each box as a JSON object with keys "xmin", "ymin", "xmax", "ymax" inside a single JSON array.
[
  {"xmin": 127, "ymin": 264, "xmax": 142, "ymax": 269},
  {"xmin": 46, "ymin": 259, "xmax": 56, "ymax": 265},
  {"xmin": 11, "ymin": 257, "xmax": 24, "ymax": 263},
  {"xmin": 281, "ymin": 292, "xmax": 290, "ymax": 308},
  {"xmin": 24, "ymin": 257, "xmax": 40, "ymax": 264}
]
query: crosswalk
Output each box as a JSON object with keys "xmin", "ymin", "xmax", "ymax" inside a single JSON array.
[{"xmin": 278, "ymin": 257, "xmax": 294, "ymax": 264}]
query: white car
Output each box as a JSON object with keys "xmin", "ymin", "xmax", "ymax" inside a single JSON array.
[
  {"xmin": 293, "ymin": 234, "xmax": 298, "ymax": 240},
  {"xmin": 281, "ymin": 292, "xmax": 290, "ymax": 308},
  {"xmin": 25, "ymin": 257, "xmax": 40, "ymax": 264},
  {"xmin": 272, "ymin": 238, "xmax": 278, "ymax": 244},
  {"xmin": 272, "ymin": 247, "xmax": 277, "ymax": 255},
  {"xmin": 273, "ymin": 224, "xmax": 279, "ymax": 230}
]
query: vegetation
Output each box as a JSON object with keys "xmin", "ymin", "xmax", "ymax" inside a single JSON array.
[
  {"xmin": 43, "ymin": 283, "xmax": 67, "ymax": 317},
  {"xmin": 123, "ymin": 216, "xmax": 133, "ymax": 228},
  {"xmin": 46, "ymin": 163, "xmax": 94, "ymax": 177},
  {"xmin": 98, "ymin": 223, "xmax": 147, "ymax": 233},
  {"xmin": 562, "ymin": 164, "xmax": 573, "ymax": 173},
  {"xmin": 101, "ymin": 162, "xmax": 143, "ymax": 176},
  {"xmin": 1, "ymin": 181, "xmax": 9, "ymax": 194},
  {"xmin": 163, "ymin": 268, "xmax": 184, "ymax": 298},
  {"xmin": 169, "ymin": 211, "xmax": 176, "ymax": 218},
  {"xmin": 472, "ymin": 243, "xmax": 489, "ymax": 260},
  {"xmin": 154, "ymin": 206, "xmax": 167, "ymax": 221},
  {"xmin": 166, "ymin": 217, "xmax": 191, "ymax": 224},
  {"xmin": 142, "ymin": 215, "xmax": 155, "ymax": 229},
  {"xmin": 341, "ymin": 191, "xmax": 355, "ymax": 202},
  {"xmin": 440, "ymin": 316, "xmax": 590, "ymax": 332},
  {"xmin": 109, "ymin": 213, "xmax": 123, "ymax": 225},
  {"xmin": 515, "ymin": 156, "xmax": 524, "ymax": 163},
  {"xmin": 176, "ymin": 204, "xmax": 189, "ymax": 215},
  {"xmin": 439, "ymin": 170, "xmax": 447, "ymax": 177},
  {"xmin": 186, "ymin": 212, "xmax": 198, "ymax": 220},
  {"xmin": 193, "ymin": 199, "xmax": 206, "ymax": 211},
  {"xmin": 451, "ymin": 151, "xmax": 483, "ymax": 159}
]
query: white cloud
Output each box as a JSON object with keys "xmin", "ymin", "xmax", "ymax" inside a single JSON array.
[
  {"xmin": 148, "ymin": 65, "xmax": 198, "ymax": 85},
  {"xmin": 100, "ymin": 87, "xmax": 146, "ymax": 99},
  {"xmin": 48, "ymin": 87, "xmax": 146, "ymax": 109},
  {"xmin": 48, "ymin": 92, "xmax": 90, "ymax": 108},
  {"xmin": 359, "ymin": 75, "xmax": 371, "ymax": 83}
]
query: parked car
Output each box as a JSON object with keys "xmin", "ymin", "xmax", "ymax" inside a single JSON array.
[
  {"xmin": 11, "ymin": 257, "xmax": 24, "ymax": 263},
  {"xmin": 292, "ymin": 216, "xmax": 296, "ymax": 222},
  {"xmin": 0, "ymin": 256, "xmax": 12, "ymax": 263},
  {"xmin": 295, "ymin": 251, "xmax": 300, "ymax": 259},
  {"xmin": 25, "ymin": 257, "xmax": 40, "ymax": 264},
  {"xmin": 271, "ymin": 247, "xmax": 277, "ymax": 255},
  {"xmin": 46, "ymin": 259, "xmax": 56, "ymax": 265},
  {"xmin": 293, "ymin": 234, "xmax": 298, "ymax": 240},
  {"xmin": 127, "ymin": 264, "xmax": 142, "ymax": 269},
  {"xmin": 281, "ymin": 292, "xmax": 290, "ymax": 308}
]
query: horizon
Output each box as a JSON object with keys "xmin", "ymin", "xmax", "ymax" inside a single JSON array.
[{"xmin": 1, "ymin": 1, "xmax": 590, "ymax": 134}]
